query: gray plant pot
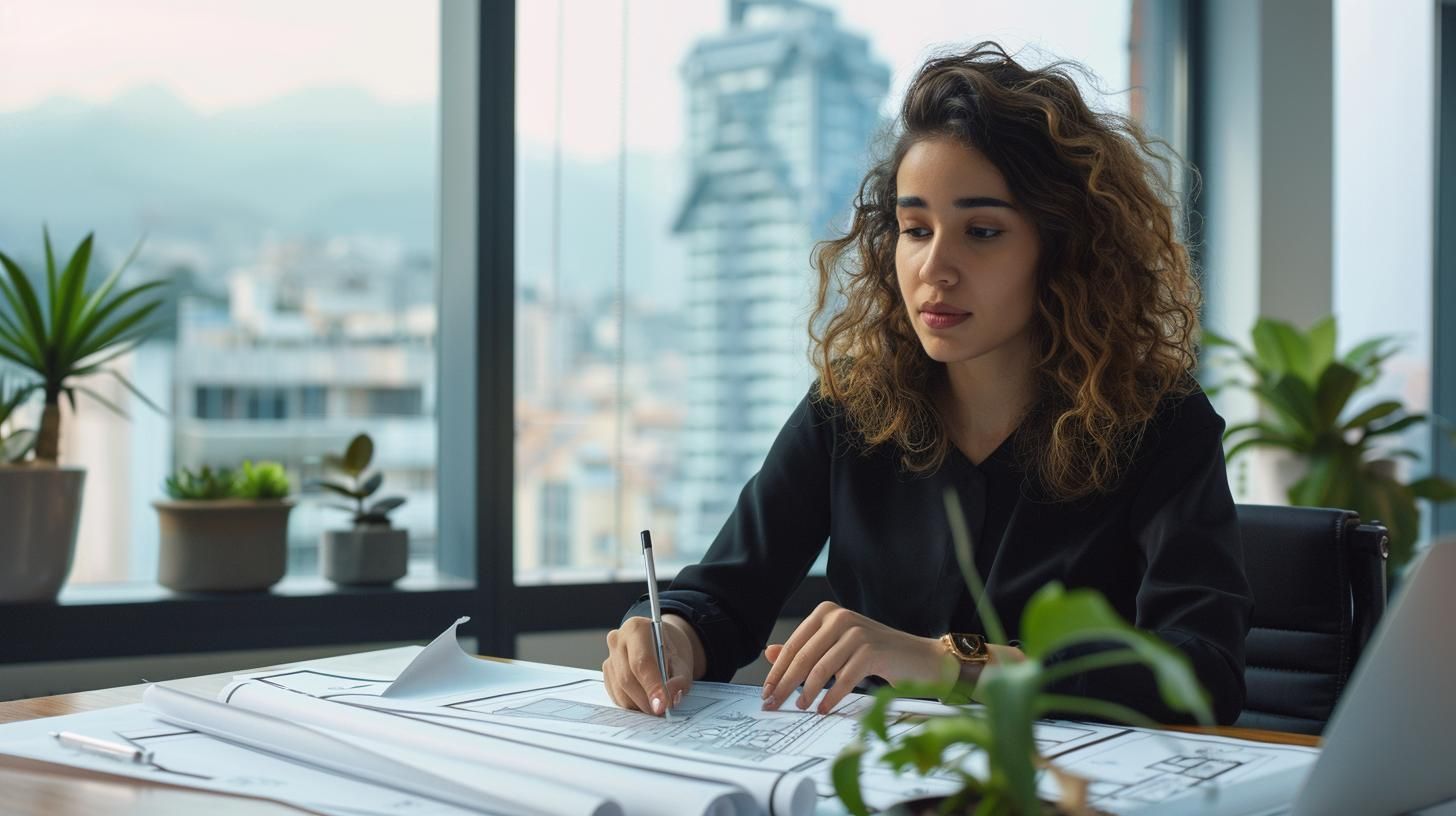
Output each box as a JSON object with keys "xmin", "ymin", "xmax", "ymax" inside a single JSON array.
[
  {"xmin": 322, "ymin": 526, "xmax": 408, "ymax": 586},
  {"xmin": 0, "ymin": 465, "xmax": 85, "ymax": 602},
  {"xmin": 154, "ymin": 499, "xmax": 293, "ymax": 592}
]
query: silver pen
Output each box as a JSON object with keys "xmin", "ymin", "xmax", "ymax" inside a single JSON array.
[
  {"xmin": 51, "ymin": 730, "xmax": 154, "ymax": 765},
  {"xmin": 640, "ymin": 530, "xmax": 674, "ymax": 720}
]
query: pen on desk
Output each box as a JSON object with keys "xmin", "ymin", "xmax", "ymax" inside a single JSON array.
[
  {"xmin": 640, "ymin": 529, "xmax": 674, "ymax": 721},
  {"xmin": 50, "ymin": 730, "xmax": 153, "ymax": 765}
]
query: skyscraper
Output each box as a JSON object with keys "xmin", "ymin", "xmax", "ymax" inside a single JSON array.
[{"xmin": 674, "ymin": 0, "xmax": 889, "ymax": 554}]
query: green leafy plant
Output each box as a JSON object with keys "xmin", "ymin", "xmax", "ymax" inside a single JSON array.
[
  {"xmin": 1202, "ymin": 316, "xmax": 1456, "ymax": 568},
  {"xmin": 0, "ymin": 229, "xmax": 167, "ymax": 462},
  {"xmin": 318, "ymin": 433, "xmax": 406, "ymax": 526},
  {"xmin": 237, "ymin": 460, "xmax": 292, "ymax": 500},
  {"xmin": 164, "ymin": 465, "xmax": 239, "ymax": 500},
  {"xmin": 164, "ymin": 461, "xmax": 292, "ymax": 501},
  {"xmin": 0, "ymin": 375, "xmax": 39, "ymax": 463},
  {"xmin": 833, "ymin": 491, "xmax": 1210, "ymax": 816}
]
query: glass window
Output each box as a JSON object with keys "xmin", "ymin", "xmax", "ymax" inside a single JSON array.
[
  {"xmin": 515, "ymin": 0, "xmax": 1136, "ymax": 584},
  {"xmin": 0, "ymin": 0, "xmax": 442, "ymax": 584}
]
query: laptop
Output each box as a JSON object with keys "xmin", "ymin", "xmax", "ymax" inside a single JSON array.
[{"xmin": 1148, "ymin": 537, "xmax": 1456, "ymax": 816}]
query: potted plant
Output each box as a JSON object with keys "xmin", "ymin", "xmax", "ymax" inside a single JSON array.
[
  {"xmin": 154, "ymin": 461, "xmax": 294, "ymax": 592},
  {"xmin": 318, "ymin": 433, "xmax": 408, "ymax": 586},
  {"xmin": 1203, "ymin": 317, "xmax": 1456, "ymax": 571},
  {"xmin": 833, "ymin": 492, "xmax": 1211, "ymax": 816},
  {"xmin": 0, "ymin": 229, "xmax": 165, "ymax": 602}
]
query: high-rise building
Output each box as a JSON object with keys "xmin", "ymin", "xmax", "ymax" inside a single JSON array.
[{"xmin": 673, "ymin": 0, "xmax": 889, "ymax": 553}]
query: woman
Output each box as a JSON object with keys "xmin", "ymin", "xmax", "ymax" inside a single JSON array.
[{"xmin": 605, "ymin": 43, "xmax": 1252, "ymax": 725}]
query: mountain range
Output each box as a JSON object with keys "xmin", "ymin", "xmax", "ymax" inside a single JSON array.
[{"xmin": 0, "ymin": 85, "xmax": 691, "ymax": 304}]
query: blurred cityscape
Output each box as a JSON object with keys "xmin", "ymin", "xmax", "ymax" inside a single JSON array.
[{"xmin": 0, "ymin": 0, "xmax": 1201, "ymax": 587}]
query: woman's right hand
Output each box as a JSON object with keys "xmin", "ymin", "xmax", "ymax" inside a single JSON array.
[{"xmin": 604, "ymin": 614, "xmax": 703, "ymax": 716}]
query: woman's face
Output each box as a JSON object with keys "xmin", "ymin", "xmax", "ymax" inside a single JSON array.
[{"xmin": 894, "ymin": 135, "xmax": 1041, "ymax": 367}]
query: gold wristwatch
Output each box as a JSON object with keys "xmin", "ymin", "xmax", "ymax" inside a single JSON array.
[{"xmin": 940, "ymin": 632, "xmax": 991, "ymax": 665}]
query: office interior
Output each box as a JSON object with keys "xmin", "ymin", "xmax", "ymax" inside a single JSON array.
[{"xmin": 0, "ymin": 0, "xmax": 1451, "ymax": 748}]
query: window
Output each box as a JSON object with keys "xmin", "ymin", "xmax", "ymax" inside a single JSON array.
[
  {"xmin": 514, "ymin": 0, "xmax": 1138, "ymax": 585},
  {"xmin": 0, "ymin": 0, "xmax": 444, "ymax": 585}
]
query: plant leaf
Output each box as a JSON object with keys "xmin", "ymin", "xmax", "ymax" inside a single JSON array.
[
  {"xmin": 359, "ymin": 471, "xmax": 383, "ymax": 498},
  {"xmin": 0, "ymin": 250, "xmax": 51, "ymax": 357},
  {"xmin": 831, "ymin": 740, "xmax": 871, "ymax": 816},
  {"xmin": 1020, "ymin": 583, "xmax": 1213, "ymax": 724},
  {"xmin": 104, "ymin": 369, "xmax": 166, "ymax": 416},
  {"xmin": 317, "ymin": 480, "xmax": 363, "ymax": 500},
  {"xmin": 75, "ymin": 236, "xmax": 144, "ymax": 334},
  {"xmin": 1342, "ymin": 401, "xmax": 1402, "ymax": 432},
  {"xmin": 1409, "ymin": 476, "xmax": 1456, "ymax": 502},
  {"xmin": 975, "ymin": 661, "xmax": 1042, "ymax": 815},
  {"xmin": 344, "ymin": 434, "xmax": 373, "ymax": 473},
  {"xmin": 65, "ymin": 279, "xmax": 167, "ymax": 363},
  {"xmin": 74, "ymin": 384, "xmax": 129, "ymax": 420},
  {"xmin": 1307, "ymin": 316, "xmax": 1337, "ymax": 382},
  {"xmin": 1364, "ymin": 414, "xmax": 1427, "ymax": 439},
  {"xmin": 1224, "ymin": 435, "xmax": 1304, "ymax": 463},
  {"xmin": 52, "ymin": 233, "xmax": 94, "ymax": 354},
  {"xmin": 1, "ymin": 428, "xmax": 36, "ymax": 462},
  {"xmin": 368, "ymin": 496, "xmax": 406, "ymax": 515},
  {"xmin": 1313, "ymin": 362, "xmax": 1360, "ymax": 432},
  {"xmin": 944, "ymin": 489, "xmax": 1007, "ymax": 645}
]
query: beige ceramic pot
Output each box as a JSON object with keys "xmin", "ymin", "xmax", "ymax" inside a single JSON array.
[
  {"xmin": 154, "ymin": 499, "xmax": 294, "ymax": 592},
  {"xmin": 0, "ymin": 464, "xmax": 85, "ymax": 602}
]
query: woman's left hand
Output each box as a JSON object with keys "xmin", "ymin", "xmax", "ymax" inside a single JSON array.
[{"xmin": 759, "ymin": 601, "xmax": 950, "ymax": 715}]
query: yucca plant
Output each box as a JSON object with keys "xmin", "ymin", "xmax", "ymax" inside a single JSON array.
[
  {"xmin": 0, "ymin": 375, "xmax": 39, "ymax": 463},
  {"xmin": 833, "ymin": 491, "xmax": 1211, "ymax": 816},
  {"xmin": 1202, "ymin": 316, "xmax": 1456, "ymax": 569},
  {"xmin": 0, "ymin": 229, "xmax": 167, "ymax": 462}
]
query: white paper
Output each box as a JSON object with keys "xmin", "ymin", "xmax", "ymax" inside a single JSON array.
[
  {"xmin": 146, "ymin": 684, "xmax": 614, "ymax": 816},
  {"xmin": 0, "ymin": 702, "xmax": 485, "ymax": 816},
  {"xmin": 225, "ymin": 674, "xmax": 815, "ymax": 816},
  {"xmin": 1048, "ymin": 727, "xmax": 1319, "ymax": 814}
]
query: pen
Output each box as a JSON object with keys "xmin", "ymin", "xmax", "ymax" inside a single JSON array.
[
  {"xmin": 50, "ymin": 730, "xmax": 153, "ymax": 765},
  {"xmin": 640, "ymin": 530, "xmax": 674, "ymax": 721}
]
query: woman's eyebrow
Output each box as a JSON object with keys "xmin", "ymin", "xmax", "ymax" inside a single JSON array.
[{"xmin": 895, "ymin": 195, "xmax": 1015, "ymax": 209}]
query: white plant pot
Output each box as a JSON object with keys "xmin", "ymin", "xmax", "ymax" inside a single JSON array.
[
  {"xmin": 154, "ymin": 499, "xmax": 293, "ymax": 592},
  {"xmin": 322, "ymin": 527, "xmax": 408, "ymax": 586},
  {"xmin": 0, "ymin": 465, "xmax": 85, "ymax": 602}
]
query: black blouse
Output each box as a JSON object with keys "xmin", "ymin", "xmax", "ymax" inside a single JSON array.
[{"xmin": 625, "ymin": 385, "xmax": 1253, "ymax": 725}]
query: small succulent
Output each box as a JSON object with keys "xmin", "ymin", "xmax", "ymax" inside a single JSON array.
[
  {"xmin": 318, "ymin": 433, "xmax": 405, "ymax": 527},
  {"xmin": 236, "ymin": 460, "xmax": 291, "ymax": 500},
  {"xmin": 164, "ymin": 465, "xmax": 238, "ymax": 500},
  {"xmin": 0, "ymin": 376, "xmax": 38, "ymax": 463}
]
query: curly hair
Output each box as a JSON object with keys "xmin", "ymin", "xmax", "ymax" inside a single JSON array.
[{"xmin": 809, "ymin": 42, "xmax": 1201, "ymax": 501}]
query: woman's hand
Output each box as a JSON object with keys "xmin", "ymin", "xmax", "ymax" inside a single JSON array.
[
  {"xmin": 760, "ymin": 601, "xmax": 953, "ymax": 715},
  {"xmin": 604, "ymin": 614, "xmax": 704, "ymax": 716}
]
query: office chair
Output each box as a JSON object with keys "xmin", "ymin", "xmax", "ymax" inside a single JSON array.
[{"xmin": 1234, "ymin": 504, "xmax": 1390, "ymax": 735}]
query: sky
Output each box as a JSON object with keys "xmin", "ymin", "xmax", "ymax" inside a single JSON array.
[
  {"xmin": 1, "ymin": 0, "xmax": 1132, "ymax": 158},
  {"xmin": 0, "ymin": 0, "xmax": 439, "ymax": 113}
]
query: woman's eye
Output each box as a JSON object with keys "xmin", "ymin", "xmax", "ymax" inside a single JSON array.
[
  {"xmin": 968, "ymin": 226, "xmax": 1003, "ymax": 240},
  {"xmin": 900, "ymin": 227, "xmax": 931, "ymax": 239}
]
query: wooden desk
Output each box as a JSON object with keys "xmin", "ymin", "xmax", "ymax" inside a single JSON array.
[{"xmin": 0, "ymin": 651, "xmax": 1320, "ymax": 815}]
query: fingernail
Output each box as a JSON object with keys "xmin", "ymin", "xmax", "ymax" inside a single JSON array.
[
  {"xmin": 817, "ymin": 702, "xmax": 829, "ymax": 715},
  {"xmin": 761, "ymin": 696, "xmax": 776, "ymax": 711},
  {"xmin": 673, "ymin": 689, "xmax": 684, "ymax": 706},
  {"xmin": 761, "ymin": 682, "xmax": 774, "ymax": 700},
  {"xmin": 651, "ymin": 696, "xmax": 663, "ymax": 715},
  {"xmin": 797, "ymin": 696, "xmax": 809, "ymax": 709}
]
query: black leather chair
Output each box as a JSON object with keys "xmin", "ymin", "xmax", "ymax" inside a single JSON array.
[{"xmin": 1234, "ymin": 504, "xmax": 1390, "ymax": 735}]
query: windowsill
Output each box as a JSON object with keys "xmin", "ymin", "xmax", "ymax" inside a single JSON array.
[{"xmin": 55, "ymin": 571, "xmax": 475, "ymax": 606}]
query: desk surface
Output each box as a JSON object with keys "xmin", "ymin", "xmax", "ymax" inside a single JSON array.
[{"xmin": 0, "ymin": 649, "xmax": 1320, "ymax": 816}]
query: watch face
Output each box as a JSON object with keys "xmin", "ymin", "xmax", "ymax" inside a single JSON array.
[{"xmin": 951, "ymin": 633, "xmax": 984, "ymax": 657}]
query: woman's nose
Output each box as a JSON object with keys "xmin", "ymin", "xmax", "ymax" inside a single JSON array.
[{"xmin": 919, "ymin": 236, "xmax": 960, "ymax": 287}]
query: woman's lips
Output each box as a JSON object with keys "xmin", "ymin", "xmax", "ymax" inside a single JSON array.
[{"xmin": 920, "ymin": 310, "xmax": 970, "ymax": 329}]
